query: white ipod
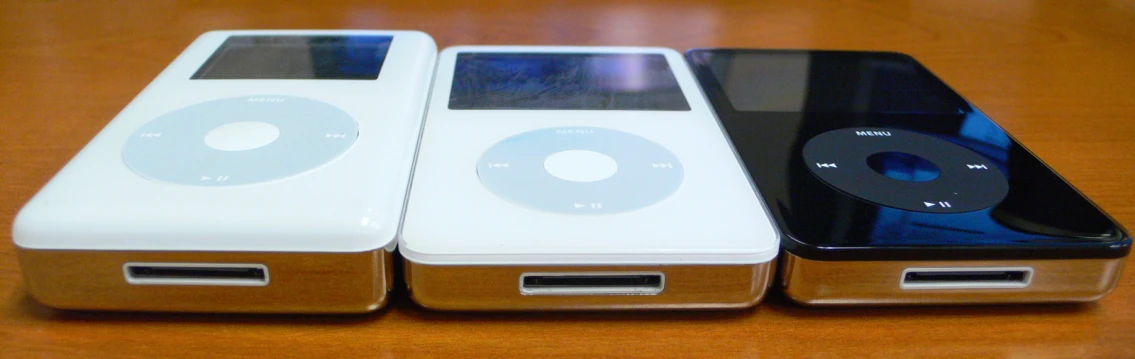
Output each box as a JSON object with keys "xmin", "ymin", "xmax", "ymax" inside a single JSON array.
[
  {"xmin": 11, "ymin": 30, "xmax": 437, "ymax": 313},
  {"xmin": 400, "ymin": 46, "xmax": 781, "ymax": 310}
]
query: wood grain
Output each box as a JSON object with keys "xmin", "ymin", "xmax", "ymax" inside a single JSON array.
[{"xmin": 2, "ymin": 0, "xmax": 1134, "ymax": 357}]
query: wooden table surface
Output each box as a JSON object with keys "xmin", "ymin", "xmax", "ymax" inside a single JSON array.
[{"xmin": 3, "ymin": 0, "xmax": 1135, "ymax": 357}]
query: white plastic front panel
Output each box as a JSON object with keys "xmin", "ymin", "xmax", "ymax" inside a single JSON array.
[
  {"xmin": 401, "ymin": 46, "xmax": 780, "ymax": 266},
  {"xmin": 13, "ymin": 30, "xmax": 438, "ymax": 252}
]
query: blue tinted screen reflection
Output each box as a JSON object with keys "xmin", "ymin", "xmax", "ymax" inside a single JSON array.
[
  {"xmin": 449, "ymin": 53, "xmax": 690, "ymax": 110},
  {"xmin": 192, "ymin": 35, "xmax": 393, "ymax": 80}
]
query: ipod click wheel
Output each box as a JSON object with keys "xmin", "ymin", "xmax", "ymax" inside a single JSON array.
[
  {"xmin": 685, "ymin": 48, "xmax": 1130, "ymax": 305},
  {"xmin": 12, "ymin": 30, "xmax": 438, "ymax": 313},
  {"xmin": 400, "ymin": 46, "xmax": 780, "ymax": 310},
  {"xmin": 123, "ymin": 95, "xmax": 358, "ymax": 187},
  {"xmin": 802, "ymin": 127, "xmax": 1009, "ymax": 213},
  {"xmin": 476, "ymin": 126, "xmax": 683, "ymax": 214}
]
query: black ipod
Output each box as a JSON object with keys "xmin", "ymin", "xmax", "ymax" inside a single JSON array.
[{"xmin": 685, "ymin": 49, "xmax": 1130, "ymax": 305}]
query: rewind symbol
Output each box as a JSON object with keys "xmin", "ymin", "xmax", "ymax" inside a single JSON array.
[
  {"xmin": 816, "ymin": 163, "xmax": 837, "ymax": 168},
  {"xmin": 488, "ymin": 163, "xmax": 509, "ymax": 168},
  {"xmin": 652, "ymin": 163, "xmax": 673, "ymax": 168},
  {"xmin": 967, "ymin": 164, "xmax": 988, "ymax": 170}
]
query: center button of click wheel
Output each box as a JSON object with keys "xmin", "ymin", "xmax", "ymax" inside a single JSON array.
[
  {"xmin": 543, "ymin": 149, "xmax": 619, "ymax": 182},
  {"xmin": 203, "ymin": 121, "xmax": 281, "ymax": 151}
]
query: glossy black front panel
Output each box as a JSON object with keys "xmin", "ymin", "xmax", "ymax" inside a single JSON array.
[{"xmin": 686, "ymin": 49, "xmax": 1130, "ymax": 261}]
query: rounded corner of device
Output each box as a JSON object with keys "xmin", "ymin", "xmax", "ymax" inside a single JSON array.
[
  {"xmin": 739, "ymin": 260, "xmax": 779, "ymax": 308},
  {"xmin": 421, "ymin": 36, "xmax": 439, "ymax": 54},
  {"xmin": 681, "ymin": 48, "xmax": 708, "ymax": 61},
  {"xmin": 381, "ymin": 239, "xmax": 398, "ymax": 254},
  {"xmin": 394, "ymin": 243, "xmax": 433, "ymax": 266},
  {"xmin": 396, "ymin": 231, "xmax": 455, "ymax": 266},
  {"xmin": 736, "ymin": 290, "xmax": 771, "ymax": 310},
  {"xmin": 405, "ymin": 290, "xmax": 452, "ymax": 312},
  {"xmin": 399, "ymin": 261, "xmax": 454, "ymax": 311},
  {"xmin": 10, "ymin": 209, "xmax": 50, "ymax": 250},
  {"xmin": 22, "ymin": 287, "xmax": 75, "ymax": 312},
  {"xmin": 191, "ymin": 30, "xmax": 242, "ymax": 45},
  {"xmin": 17, "ymin": 257, "xmax": 83, "ymax": 311},
  {"xmin": 737, "ymin": 229, "xmax": 784, "ymax": 265},
  {"xmin": 761, "ymin": 226, "xmax": 785, "ymax": 250},
  {"xmin": 9, "ymin": 220, "xmax": 30, "ymax": 248},
  {"xmin": 682, "ymin": 47, "xmax": 712, "ymax": 55},
  {"xmin": 1111, "ymin": 234, "xmax": 1134, "ymax": 251},
  {"xmin": 10, "ymin": 240, "xmax": 33, "ymax": 251},
  {"xmin": 760, "ymin": 251, "xmax": 782, "ymax": 266},
  {"xmin": 194, "ymin": 30, "xmax": 226, "ymax": 39},
  {"xmin": 336, "ymin": 217, "xmax": 397, "ymax": 246},
  {"xmin": 737, "ymin": 246, "xmax": 781, "ymax": 267},
  {"xmin": 776, "ymin": 275, "xmax": 825, "ymax": 306},
  {"xmin": 405, "ymin": 29, "xmax": 437, "ymax": 42},
  {"xmin": 390, "ymin": 30, "xmax": 437, "ymax": 50},
  {"xmin": 1083, "ymin": 285, "xmax": 1122, "ymax": 303},
  {"xmin": 10, "ymin": 239, "xmax": 39, "ymax": 254},
  {"xmin": 780, "ymin": 288, "xmax": 823, "ymax": 307},
  {"xmin": 873, "ymin": 49, "xmax": 917, "ymax": 60},
  {"xmin": 358, "ymin": 293, "xmax": 392, "ymax": 313},
  {"xmin": 360, "ymin": 232, "xmax": 399, "ymax": 254},
  {"xmin": 776, "ymin": 233, "xmax": 827, "ymax": 259},
  {"xmin": 439, "ymin": 45, "xmax": 475, "ymax": 56}
]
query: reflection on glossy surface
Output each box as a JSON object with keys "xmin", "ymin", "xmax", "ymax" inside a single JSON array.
[
  {"xmin": 448, "ymin": 53, "xmax": 689, "ymax": 110},
  {"xmin": 706, "ymin": 51, "xmax": 964, "ymax": 114},
  {"xmin": 866, "ymin": 151, "xmax": 941, "ymax": 182},
  {"xmin": 687, "ymin": 49, "xmax": 1130, "ymax": 260},
  {"xmin": 192, "ymin": 35, "xmax": 393, "ymax": 80}
]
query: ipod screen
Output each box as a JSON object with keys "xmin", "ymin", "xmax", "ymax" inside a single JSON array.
[
  {"xmin": 448, "ymin": 53, "xmax": 690, "ymax": 111},
  {"xmin": 191, "ymin": 35, "xmax": 393, "ymax": 80},
  {"xmin": 703, "ymin": 52, "xmax": 963, "ymax": 114}
]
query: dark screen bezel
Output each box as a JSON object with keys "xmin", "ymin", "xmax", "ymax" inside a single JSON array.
[{"xmin": 687, "ymin": 49, "xmax": 973, "ymax": 115}]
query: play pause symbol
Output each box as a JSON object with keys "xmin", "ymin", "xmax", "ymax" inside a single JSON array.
[{"xmin": 574, "ymin": 202, "xmax": 602, "ymax": 209}]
